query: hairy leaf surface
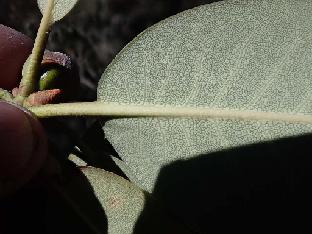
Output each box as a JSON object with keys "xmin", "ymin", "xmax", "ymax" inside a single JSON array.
[
  {"xmin": 37, "ymin": 0, "xmax": 78, "ymax": 22},
  {"xmin": 98, "ymin": 0, "xmax": 312, "ymax": 193},
  {"xmin": 79, "ymin": 167, "xmax": 191, "ymax": 234}
]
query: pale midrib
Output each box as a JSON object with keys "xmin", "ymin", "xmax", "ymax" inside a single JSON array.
[{"xmin": 29, "ymin": 102, "xmax": 312, "ymax": 125}]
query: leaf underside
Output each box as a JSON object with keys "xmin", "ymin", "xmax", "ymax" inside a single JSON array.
[
  {"xmin": 79, "ymin": 167, "xmax": 191, "ymax": 234},
  {"xmin": 98, "ymin": 0, "xmax": 312, "ymax": 192},
  {"xmin": 81, "ymin": 167, "xmax": 146, "ymax": 234},
  {"xmin": 37, "ymin": 0, "xmax": 78, "ymax": 22}
]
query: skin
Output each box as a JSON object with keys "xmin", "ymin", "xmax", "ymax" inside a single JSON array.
[
  {"xmin": 0, "ymin": 24, "xmax": 48, "ymax": 197},
  {"xmin": 0, "ymin": 25, "xmax": 33, "ymax": 90}
]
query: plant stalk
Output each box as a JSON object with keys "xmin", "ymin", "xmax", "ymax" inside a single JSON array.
[
  {"xmin": 29, "ymin": 101, "xmax": 312, "ymax": 124},
  {"xmin": 15, "ymin": 0, "xmax": 54, "ymax": 104}
]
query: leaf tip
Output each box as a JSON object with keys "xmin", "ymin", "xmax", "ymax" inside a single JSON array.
[{"xmin": 37, "ymin": 0, "xmax": 79, "ymax": 22}]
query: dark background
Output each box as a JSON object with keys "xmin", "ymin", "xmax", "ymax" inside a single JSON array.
[{"xmin": 0, "ymin": 0, "xmax": 218, "ymax": 100}]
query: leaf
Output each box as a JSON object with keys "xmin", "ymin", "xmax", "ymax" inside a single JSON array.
[
  {"xmin": 82, "ymin": 167, "xmax": 192, "ymax": 233},
  {"xmin": 97, "ymin": 0, "xmax": 312, "ymax": 194},
  {"xmin": 81, "ymin": 167, "xmax": 143, "ymax": 234},
  {"xmin": 47, "ymin": 165, "xmax": 191, "ymax": 234},
  {"xmin": 37, "ymin": 0, "xmax": 78, "ymax": 22}
]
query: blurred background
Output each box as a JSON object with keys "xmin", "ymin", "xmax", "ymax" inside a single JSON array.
[{"xmin": 0, "ymin": 0, "xmax": 219, "ymax": 100}]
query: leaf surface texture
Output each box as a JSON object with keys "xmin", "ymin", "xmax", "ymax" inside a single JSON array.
[
  {"xmin": 98, "ymin": 0, "xmax": 312, "ymax": 191},
  {"xmin": 37, "ymin": 0, "xmax": 78, "ymax": 22}
]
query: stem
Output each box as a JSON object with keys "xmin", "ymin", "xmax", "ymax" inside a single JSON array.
[
  {"xmin": 29, "ymin": 101, "xmax": 312, "ymax": 124},
  {"xmin": 15, "ymin": 0, "xmax": 54, "ymax": 104}
]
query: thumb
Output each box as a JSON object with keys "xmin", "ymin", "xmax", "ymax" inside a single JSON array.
[{"xmin": 0, "ymin": 101, "xmax": 47, "ymax": 197}]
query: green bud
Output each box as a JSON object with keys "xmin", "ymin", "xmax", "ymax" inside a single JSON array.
[{"xmin": 39, "ymin": 67, "xmax": 62, "ymax": 91}]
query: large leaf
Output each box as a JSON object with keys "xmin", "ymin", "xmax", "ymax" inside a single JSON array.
[
  {"xmin": 98, "ymin": 0, "xmax": 312, "ymax": 191},
  {"xmin": 37, "ymin": 0, "xmax": 78, "ymax": 22}
]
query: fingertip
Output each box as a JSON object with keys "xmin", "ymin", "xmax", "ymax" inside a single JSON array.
[
  {"xmin": 0, "ymin": 24, "xmax": 33, "ymax": 89},
  {"xmin": 0, "ymin": 101, "xmax": 47, "ymax": 197}
]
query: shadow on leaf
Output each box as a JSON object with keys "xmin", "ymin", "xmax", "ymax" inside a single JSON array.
[
  {"xmin": 46, "ymin": 162, "xmax": 108, "ymax": 234},
  {"xmin": 135, "ymin": 133, "xmax": 312, "ymax": 233}
]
